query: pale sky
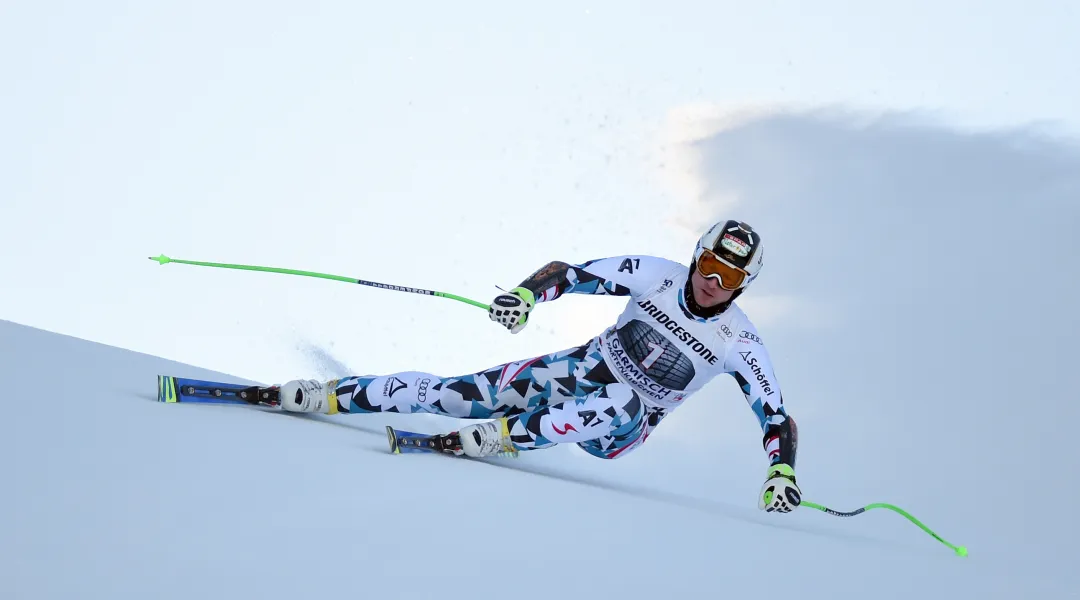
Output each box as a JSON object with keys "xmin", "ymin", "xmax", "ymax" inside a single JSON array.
[
  {"xmin": 3, "ymin": 1, "xmax": 1076, "ymax": 377},
  {"xmin": 4, "ymin": 0, "xmax": 1076, "ymax": 378},
  {"xmin": 3, "ymin": 0, "xmax": 1079, "ymax": 571}
]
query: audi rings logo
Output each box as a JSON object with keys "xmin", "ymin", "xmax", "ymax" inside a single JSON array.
[
  {"xmin": 416, "ymin": 378, "xmax": 431, "ymax": 402},
  {"xmin": 739, "ymin": 331, "xmax": 762, "ymax": 344}
]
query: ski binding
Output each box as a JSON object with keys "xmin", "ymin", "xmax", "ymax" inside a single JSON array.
[{"xmin": 386, "ymin": 426, "xmax": 463, "ymax": 455}]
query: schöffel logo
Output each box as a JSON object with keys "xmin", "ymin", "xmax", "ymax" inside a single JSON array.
[
  {"xmin": 383, "ymin": 376, "xmax": 408, "ymax": 398},
  {"xmin": 739, "ymin": 351, "xmax": 775, "ymax": 396}
]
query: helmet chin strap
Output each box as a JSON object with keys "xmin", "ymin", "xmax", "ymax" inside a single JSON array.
[{"xmin": 684, "ymin": 259, "xmax": 742, "ymax": 319}]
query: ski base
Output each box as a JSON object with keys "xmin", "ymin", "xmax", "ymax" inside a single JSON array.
[{"xmin": 157, "ymin": 375, "xmax": 280, "ymax": 407}]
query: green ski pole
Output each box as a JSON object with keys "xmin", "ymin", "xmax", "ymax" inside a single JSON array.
[
  {"xmin": 802, "ymin": 499, "xmax": 967, "ymax": 556},
  {"xmin": 149, "ymin": 254, "xmax": 489, "ymax": 310}
]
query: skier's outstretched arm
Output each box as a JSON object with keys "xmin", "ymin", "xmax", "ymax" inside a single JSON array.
[
  {"xmin": 724, "ymin": 327, "xmax": 803, "ymax": 513},
  {"xmin": 489, "ymin": 256, "xmax": 683, "ymax": 333}
]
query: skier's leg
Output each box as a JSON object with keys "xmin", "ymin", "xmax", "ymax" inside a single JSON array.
[
  {"xmin": 574, "ymin": 406, "xmax": 666, "ymax": 460},
  {"xmin": 457, "ymin": 382, "xmax": 648, "ymax": 458},
  {"xmin": 279, "ymin": 338, "xmax": 614, "ymax": 418}
]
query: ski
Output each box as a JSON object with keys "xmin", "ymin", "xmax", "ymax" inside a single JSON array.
[
  {"xmin": 157, "ymin": 375, "xmax": 280, "ymax": 407},
  {"xmin": 385, "ymin": 425, "xmax": 519, "ymax": 458},
  {"xmin": 158, "ymin": 378, "xmax": 516, "ymax": 459},
  {"xmin": 386, "ymin": 426, "xmax": 463, "ymax": 455}
]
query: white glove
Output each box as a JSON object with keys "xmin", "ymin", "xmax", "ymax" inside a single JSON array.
[
  {"xmin": 758, "ymin": 463, "xmax": 802, "ymax": 513},
  {"xmin": 489, "ymin": 287, "xmax": 535, "ymax": 334}
]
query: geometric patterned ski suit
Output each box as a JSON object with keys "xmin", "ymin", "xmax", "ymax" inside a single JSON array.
[
  {"xmin": 323, "ymin": 255, "xmax": 796, "ymax": 465},
  {"xmin": 330, "ymin": 336, "xmax": 649, "ymax": 458}
]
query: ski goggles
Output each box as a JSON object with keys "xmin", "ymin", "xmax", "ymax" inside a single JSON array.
[{"xmin": 696, "ymin": 249, "xmax": 750, "ymax": 290}]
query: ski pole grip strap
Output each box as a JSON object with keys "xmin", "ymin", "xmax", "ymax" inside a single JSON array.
[
  {"xmin": 510, "ymin": 287, "xmax": 536, "ymax": 305},
  {"xmin": 767, "ymin": 463, "xmax": 795, "ymax": 480}
]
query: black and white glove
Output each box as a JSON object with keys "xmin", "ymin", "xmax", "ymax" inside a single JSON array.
[
  {"xmin": 758, "ymin": 463, "xmax": 802, "ymax": 513},
  {"xmin": 489, "ymin": 287, "xmax": 535, "ymax": 334}
]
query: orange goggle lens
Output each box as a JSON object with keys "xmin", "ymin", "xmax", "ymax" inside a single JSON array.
[{"xmin": 696, "ymin": 250, "xmax": 748, "ymax": 290}]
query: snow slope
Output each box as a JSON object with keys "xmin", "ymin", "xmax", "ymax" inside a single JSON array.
[{"xmin": 0, "ymin": 318, "xmax": 1071, "ymax": 599}]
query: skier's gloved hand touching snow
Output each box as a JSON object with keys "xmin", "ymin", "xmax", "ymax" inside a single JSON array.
[
  {"xmin": 489, "ymin": 287, "xmax": 535, "ymax": 334},
  {"xmin": 758, "ymin": 463, "xmax": 802, "ymax": 513}
]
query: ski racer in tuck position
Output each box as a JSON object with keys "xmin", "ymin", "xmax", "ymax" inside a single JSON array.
[{"xmin": 279, "ymin": 219, "xmax": 802, "ymax": 513}]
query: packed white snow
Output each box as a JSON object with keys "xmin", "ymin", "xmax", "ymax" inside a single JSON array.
[{"xmin": 0, "ymin": 318, "xmax": 1072, "ymax": 599}]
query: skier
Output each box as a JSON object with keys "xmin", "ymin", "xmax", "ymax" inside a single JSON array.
[{"xmin": 278, "ymin": 219, "xmax": 802, "ymax": 513}]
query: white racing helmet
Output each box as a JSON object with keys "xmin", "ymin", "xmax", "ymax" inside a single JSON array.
[{"xmin": 692, "ymin": 219, "xmax": 765, "ymax": 292}]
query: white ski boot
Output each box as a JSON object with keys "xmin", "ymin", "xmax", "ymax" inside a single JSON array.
[
  {"xmin": 278, "ymin": 379, "xmax": 337, "ymax": 414},
  {"xmin": 458, "ymin": 418, "xmax": 516, "ymax": 457}
]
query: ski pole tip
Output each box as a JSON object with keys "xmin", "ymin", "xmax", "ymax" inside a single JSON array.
[
  {"xmin": 149, "ymin": 254, "xmax": 172, "ymax": 265},
  {"xmin": 955, "ymin": 546, "xmax": 968, "ymax": 557}
]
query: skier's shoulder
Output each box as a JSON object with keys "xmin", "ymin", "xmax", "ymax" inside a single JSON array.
[
  {"xmin": 577, "ymin": 254, "xmax": 686, "ymax": 276},
  {"xmin": 632, "ymin": 256, "xmax": 689, "ymax": 297},
  {"xmin": 727, "ymin": 302, "xmax": 761, "ymax": 336},
  {"xmin": 575, "ymin": 254, "xmax": 688, "ymax": 293},
  {"xmin": 720, "ymin": 302, "xmax": 770, "ymax": 350},
  {"xmin": 643, "ymin": 255, "xmax": 689, "ymax": 275}
]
